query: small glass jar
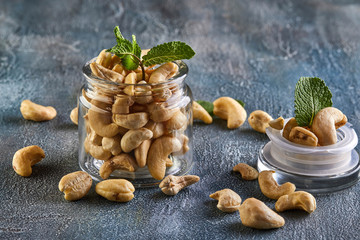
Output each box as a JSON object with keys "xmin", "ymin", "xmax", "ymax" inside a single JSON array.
[
  {"xmin": 258, "ymin": 118, "xmax": 360, "ymax": 193},
  {"xmin": 78, "ymin": 59, "xmax": 193, "ymax": 187}
]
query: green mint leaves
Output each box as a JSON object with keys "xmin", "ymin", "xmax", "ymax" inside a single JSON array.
[
  {"xmin": 196, "ymin": 99, "xmax": 245, "ymax": 116},
  {"xmin": 106, "ymin": 26, "xmax": 195, "ymax": 76},
  {"xmin": 294, "ymin": 77, "xmax": 332, "ymax": 126},
  {"xmin": 107, "ymin": 27, "xmax": 141, "ymax": 70},
  {"xmin": 142, "ymin": 42, "xmax": 195, "ymax": 67}
]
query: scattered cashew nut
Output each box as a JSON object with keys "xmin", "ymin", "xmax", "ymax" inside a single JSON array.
[
  {"xmin": 289, "ymin": 126, "xmax": 318, "ymax": 146},
  {"xmin": 213, "ymin": 97, "xmax": 247, "ymax": 129},
  {"xmin": 275, "ymin": 191, "xmax": 316, "ymax": 213},
  {"xmin": 193, "ymin": 101, "xmax": 213, "ymax": 124},
  {"xmin": 96, "ymin": 179, "xmax": 135, "ymax": 202},
  {"xmin": 120, "ymin": 128, "xmax": 153, "ymax": 153},
  {"xmin": 258, "ymin": 170, "xmax": 296, "ymax": 199},
  {"xmin": 12, "ymin": 145, "xmax": 45, "ymax": 177},
  {"xmin": 58, "ymin": 171, "xmax": 92, "ymax": 201},
  {"xmin": 99, "ymin": 154, "xmax": 137, "ymax": 179},
  {"xmin": 269, "ymin": 117, "xmax": 284, "ymax": 130},
  {"xmin": 20, "ymin": 100, "xmax": 57, "ymax": 121},
  {"xmin": 239, "ymin": 198, "xmax": 285, "ymax": 229},
  {"xmin": 248, "ymin": 110, "xmax": 273, "ymax": 133},
  {"xmin": 147, "ymin": 136, "xmax": 182, "ymax": 180},
  {"xmin": 159, "ymin": 175, "xmax": 200, "ymax": 195},
  {"xmin": 312, "ymin": 107, "xmax": 347, "ymax": 146},
  {"xmin": 209, "ymin": 189, "xmax": 242, "ymax": 212},
  {"xmin": 232, "ymin": 163, "xmax": 259, "ymax": 180},
  {"xmin": 70, "ymin": 107, "xmax": 78, "ymax": 125}
]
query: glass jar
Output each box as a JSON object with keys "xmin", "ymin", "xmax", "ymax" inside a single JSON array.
[
  {"xmin": 78, "ymin": 59, "xmax": 193, "ymax": 187},
  {"xmin": 258, "ymin": 118, "xmax": 359, "ymax": 193}
]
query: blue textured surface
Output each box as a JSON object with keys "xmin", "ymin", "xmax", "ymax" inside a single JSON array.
[{"xmin": 0, "ymin": 0, "xmax": 359, "ymax": 239}]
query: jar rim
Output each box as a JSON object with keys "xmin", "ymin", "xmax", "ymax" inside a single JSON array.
[{"xmin": 82, "ymin": 58, "xmax": 188, "ymax": 87}]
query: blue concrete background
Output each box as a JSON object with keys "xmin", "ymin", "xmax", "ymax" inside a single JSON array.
[{"xmin": 0, "ymin": 0, "xmax": 359, "ymax": 239}]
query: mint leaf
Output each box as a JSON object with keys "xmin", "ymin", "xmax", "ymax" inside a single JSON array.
[
  {"xmin": 294, "ymin": 77, "xmax": 332, "ymax": 126},
  {"xmin": 236, "ymin": 99, "xmax": 245, "ymax": 107},
  {"xmin": 121, "ymin": 35, "xmax": 142, "ymax": 70},
  {"xmin": 142, "ymin": 41, "xmax": 195, "ymax": 66},
  {"xmin": 107, "ymin": 27, "xmax": 141, "ymax": 70},
  {"xmin": 196, "ymin": 100, "xmax": 214, "ymax": 116}
]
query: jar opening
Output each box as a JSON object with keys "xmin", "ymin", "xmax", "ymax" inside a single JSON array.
[{"xmin": 82, "ymin": 58, "xmax": 188, "ymax": 87}]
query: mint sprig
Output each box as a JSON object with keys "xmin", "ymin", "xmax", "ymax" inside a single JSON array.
[
  {"xmin": 106, "ymin": 26, "xmax": 195, "ymax": 80},
  {"xmin": 294, "ymin": 77, "xmax": 332, "ymax": 126}
]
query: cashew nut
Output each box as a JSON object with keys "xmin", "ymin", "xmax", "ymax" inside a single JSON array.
[
  {"xmin": 90, "ymin": 62, "xmax": 124, "ymax": 83},
  {"xmin": 131, "ymin": 103, "xmax": 148, "ymax": 113},
  {"xmin": 165, "ymin": 157, "xmax": 173, "ymax": 167},
  {"xmin": 102, "ymin": 135, "xmax": 122, "ymax": 155},
  {"xmin": 275, "ymin": 191, "xmax": 316, "ymax": 213},
  {"xmin": 89, "ymin": 128, "xmax": 103, "ymax": 146},
  {"xmin": 99, "ymin": 154, "xmax": 138, "ymax": 179},
  {"xmin": 144, "ymin": 120, "xmax": 165, "ymax": 138},
  {"xmin": 159, "ymin": 175, "xmax": 200, "ymax": 195},
  {"xmin": 58, "ymin": 171, "xmax": 92, "ymax": 201},
  {"xmin": 152, "ymin": 87, "xmax": 172, "ymax": 102},
  {"xmin": 84, "ymin": 136, "xmax": 111, "ymax": 161},
  {"xmin": 269, "ymin": 116, "xmax": 284, "ymax": 130},
  {"xmin": 95, "ymin": 49, "xmax": 112, "ymax": 68},
  {"xmin": 113, "ymin": 112, "xmax": 149, "ymax": 129},
  {"xmin": 120, "ymin": 128, "xmax": 153, "ymax": 153},
  {"xmin": 239, "ymin": 198, "xmax": 285, "ymax": 229},
  {"xmin": 312, "ymin": 107, "xmax": 347, "ymax": 146},
  {"xmin": 148, "ymin": 103, "xmax": 179, "ymax": 122},
  {"xmin": 248, "ymin": 110, "xmax": 273, "ymax": 133},
  {"xmin": 112, "ymin": 63, "xmax": 127, "ymax": 75},
  {"xmin": 88, "ymin": 108, "xmax": 120, "ymax": 138},
  {"xmin": 70, "ymin": 107, "xmax": 78, "ymax": 125},
  {"xmin": 193, "ymin": 101, "xmax": 213, "ymax": 124},
  {"xmin": 134, "ymin": 80, "xmax": 152, "ymax": 104},
  {"xmin": 147, "ymin": 136, "xmax": 182, "ymax": 180},
  {"xmin": 112, "ymin": 96, "xmax": 134, "ymax": 114},
  {"xmin": 282, "ymin": 117, "xmax": 298, "ymax": 140},
  {"xmin": 165, "ymin": 110, "xmax": 187, "ymax": 131},
  {"xmin": 96, "ymin": 179, "xmax": 135, "ymax": 202},
  {"xmin": 232, "ymin": 163, "xmax": 259, "ymax": 180},
  {"xmin": 123, "ymin": 72, "xmax": 136, "ymax": 96},
  {"xmin": 258, "ymin": 170, "xmax": 296, "ymax": 200},
  {"xmin": 12, "ymin": 145, "xmax": 45, "ymax": 177},
  {"xmin": 134, "ymin": 139, "xmax": 151, "ymax": 167},
  {"xmin": 172, "ymin": 134, "xmax": 189, "ymax": 156},
  {"xmin": 209, "ymin": 189, "xmax": 242, "ymax": 213},
  {"xmin": 213, "ymin": 97, "xmax": 247, "ymax": 129},
  {"xmin": 20, "ymin": 100, "xmax": 57, "ymax": 121},
  {"xmin": 289, "ymin": 126, "xmax": 318, "ymax": 146},
  {"xmin": 149, "ymin": 62, "xmax": 179, "ymax": 84}
]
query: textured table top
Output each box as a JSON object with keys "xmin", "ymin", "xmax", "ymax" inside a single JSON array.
[{"xmin": 1, "ymin": 0, "xmax": 359, "ymax": 239}]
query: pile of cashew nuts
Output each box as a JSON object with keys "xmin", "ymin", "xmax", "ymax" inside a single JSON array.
[
  {"xmin": 80, "ymin": 49, "xmax": 190, "ymax": 181},
  {"xmin": 246, "ymin": 107, "xmax": 347, "ymax": 146},
  {"xmin": 209, "ymin": 163, "xmax": 316, "ymax": 229}
]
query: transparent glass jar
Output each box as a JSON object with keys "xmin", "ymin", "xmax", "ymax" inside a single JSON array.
[
  {"xmin": 258, "ymin": 118, "xmax": 359, "ymax": 193},
  {"xmin": 78, "ymin": 59, "xmax": 193, "ymax": 187}
]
